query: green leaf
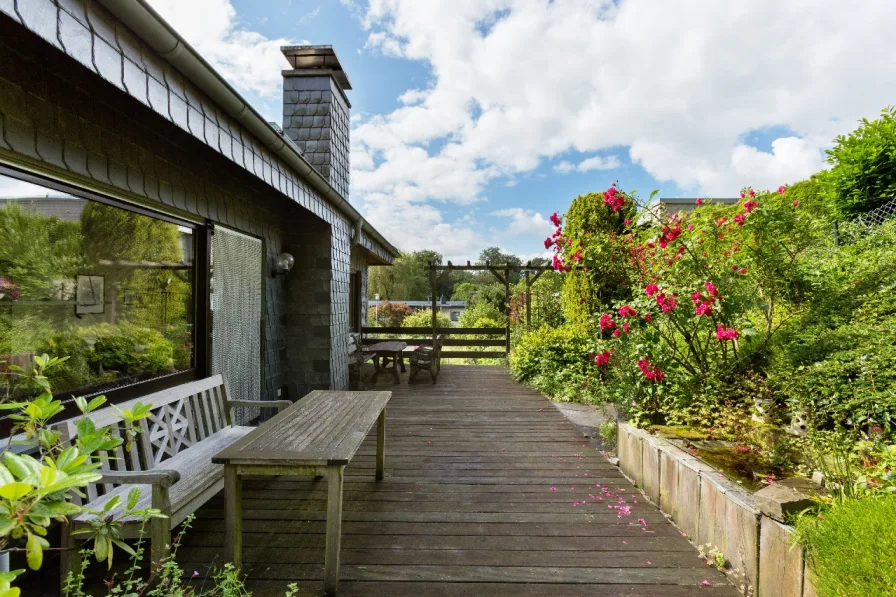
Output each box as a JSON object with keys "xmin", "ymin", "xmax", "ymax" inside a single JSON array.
[
  {"xmin": 127, "ymin": 487, "xmax": 140, "ymax": 510},
  {"xmin": 25, "ymin": 533, "xmax": 46, "ymax": 570},
  {"xmin": 103, "ymin": 495, "xmax": 121, "ymax": 514},
  {"xmin": 111, "ymin": 538, "xmax": 136, "ymax": 557},
  {"xmin": 0, "ymin": 465, "xmax": 14, "ymax": 486},
  {"xmin": 0, "ymin": 482, "xmax": 33, "ymax": 501},
  {"xmin": 39, "ymin": 472, "xmax": 101, "ymax": 495},
  {"xmin": 4, "ymin": 454, "xmax": 40, "ymax": 481}
]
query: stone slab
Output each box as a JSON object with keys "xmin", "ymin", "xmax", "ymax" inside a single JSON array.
[{"xmin": 759, "ymin": 517, "xmax": 803, "ymax": 597}]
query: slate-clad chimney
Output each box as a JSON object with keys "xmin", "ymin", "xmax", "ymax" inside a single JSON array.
[{"xmin": 281, "ymin": 45, "xmax": 351, "ymax": 198}]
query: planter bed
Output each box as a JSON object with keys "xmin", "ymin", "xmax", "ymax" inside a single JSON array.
[{"xmin": 617, "ymin": 422, "xmax": 816, "ymax": 597}]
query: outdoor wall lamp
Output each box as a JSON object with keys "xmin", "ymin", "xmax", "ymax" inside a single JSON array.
[{"xmin": 272, "ymin": 252, "xmax": 295, "ymax": 278}]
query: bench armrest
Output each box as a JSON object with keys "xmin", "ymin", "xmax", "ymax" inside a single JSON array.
[
  {"xmin": 100, "ymin": 469, "xmax": 181, "ymax": 488},
  {"xmin": 228, "ymin": 399, "xmax": 292, "ymax": 412}
]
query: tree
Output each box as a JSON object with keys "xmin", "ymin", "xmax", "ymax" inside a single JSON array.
[
  {"xmin": 450, "ymin": 282, "xmax": 479, "ymax": 302},
  {"xmin": 368, "ymin": 250, "xmax": 445, "ymax": 301},
  {"xmin": 822, "ymin": 106, "xmax": 896, "ymax": 217},
  {"xmin": 367, "ymin": 301, "xmax": 413, "ymax": 327},
  {"xmin": 557, "ymin": 191, "xmax": 635, "ymax": 326},
  {"xmin": 477, "ymin": 247, "xmax": 523, "ymax": 283}
]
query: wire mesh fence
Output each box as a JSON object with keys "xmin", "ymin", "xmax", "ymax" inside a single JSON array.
[
  {"xmin": 854, "ymin": 196, "xmax": 896, "ymax": 227},
  {"xmin": 836, "ymin": 196, "xmax": 896, "ymax": 245}
]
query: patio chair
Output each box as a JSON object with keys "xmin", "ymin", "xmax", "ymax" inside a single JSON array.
[
  {"xmin": 409, "ymin": 334, "xmax": 443, "ymax": 383},
  {"xmin": 349, "ymin": 333, "xmax": 375, "ymax": 386}
]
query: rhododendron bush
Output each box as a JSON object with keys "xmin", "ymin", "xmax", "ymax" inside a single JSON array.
[{"xmin": 545, "ymin": 184, "xmax": 826, "ymax": 426}]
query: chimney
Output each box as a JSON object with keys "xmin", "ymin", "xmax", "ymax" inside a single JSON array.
[{"xmin": 281, "ymin": 45, "xmax": 352, "ymax": 198}]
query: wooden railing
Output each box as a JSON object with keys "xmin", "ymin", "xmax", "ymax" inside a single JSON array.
[{"xmin": 361, "ymin": 326, "xmax": 507, "ymax": 360}]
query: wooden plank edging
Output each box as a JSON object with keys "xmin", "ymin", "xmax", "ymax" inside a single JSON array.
[{"xmin": 615, "ymin": 422, "xmax": 817, "ymax": 597}]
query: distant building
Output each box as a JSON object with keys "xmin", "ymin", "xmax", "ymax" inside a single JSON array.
[
  {"xmin": 658, "ymin": 197, "xmax": 741, "ymax": 214},
  {"xmin": 370, "ymin": 298, "xmax": 467, "ymax": 323}
]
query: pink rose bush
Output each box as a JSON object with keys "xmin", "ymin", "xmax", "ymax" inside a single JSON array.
[{"xmin": 545, "ymin": 184, "xmax": 822, "ymax": 425}]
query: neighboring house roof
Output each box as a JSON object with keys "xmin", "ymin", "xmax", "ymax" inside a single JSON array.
[
  {"xmin": 370, "ymin": 300, "xmax": 467, "ymax": 308},
  {"xmin": 91, "ymin": 0, "xmax": 399, "ymax": 259},
  {"xmin": 658, "ymin": 197, "xmax": 740, "ymax": 213}
]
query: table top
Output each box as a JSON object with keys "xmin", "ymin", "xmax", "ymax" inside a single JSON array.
[
  {"xmin": 212, "ymin": 390, "xmax": 392, "ymax": 467},
  {"xmin": 367, "ymin": 341, "xmax": 408, "ymax": 353}
]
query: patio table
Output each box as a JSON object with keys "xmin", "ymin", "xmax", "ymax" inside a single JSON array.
[
  {"xmin": 212, "ymin": 389, "xmax": 391, "ymax": 595},
  {"xmin": 367, "ymin": 340, "xmax": 408, "ymax": 383}
]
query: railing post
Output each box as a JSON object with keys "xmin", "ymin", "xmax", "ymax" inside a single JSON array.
[
  {"xmin": 525, "ymin": 270, "xmax": 531, "ymax": 330},
  {"xmin": 504, "ymin": 267, "xmax": 511, "ymax": 356},
  {"xmin": 430, "ymin": 265, "xmax": 437, "ymax": 340}
]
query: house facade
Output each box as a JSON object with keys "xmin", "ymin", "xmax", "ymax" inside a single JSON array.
[
  {"xmin": 0, "ymin": 0, "xmax": 397, "ymax": 425},
  {"xmin": 369, "ymin": 299, "xmax": 468, "ymax": 324}
]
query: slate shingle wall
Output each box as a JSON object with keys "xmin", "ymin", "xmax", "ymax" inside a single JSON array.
[
  {"xmin": 282, "ymin": 75, "xmax": 351, "ymax": 198},
  {"xmin": 0, "ymin": 2, "xmax": 388, "ymax": 400}
]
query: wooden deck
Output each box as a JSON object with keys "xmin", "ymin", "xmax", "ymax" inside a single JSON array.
[{"xmin": 178, "ymin": 365, "xmax": 737, "ymax": 596}]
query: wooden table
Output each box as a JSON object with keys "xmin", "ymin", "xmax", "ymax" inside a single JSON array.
[
  {"xmin": 367, "ymin": 340, "xmax": 408, "ymax": 384},
  {"xmin": 212, "ymin": 390, "xmax": 392, "ymax": 595}
]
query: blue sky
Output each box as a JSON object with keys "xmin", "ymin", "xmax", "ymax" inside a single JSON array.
[{"xmin": 148, "ymin": 0, "xmax": 896, "ymax": 261}]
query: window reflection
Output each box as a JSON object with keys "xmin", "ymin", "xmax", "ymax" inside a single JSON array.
[{"xmin": 0, "ymin": 173, "xmax": 195, "ymax": 397}]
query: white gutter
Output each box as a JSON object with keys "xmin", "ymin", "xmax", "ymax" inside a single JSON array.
[{"xmin": 96, "ymin": 0, "xmax": 400, "ymax": 259}]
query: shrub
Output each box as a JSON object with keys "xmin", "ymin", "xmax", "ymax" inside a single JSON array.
[
  {"xmin": 84, "ymin": 323, "xmax": 176, "ymax": 376},
  {"xmin": 552, "ymin": 191, "xmax": 634, "ymax": 325},
  {"xmin": 402, "ymin": 310, "xmax": 452, "ymax": 329},
  {"xmin": 546, "ymin": 184, "xmax": 827, "ymax": 426},
  {"xmin": 770, "ymin": 221, "xmax": 896, "ymax": 432},
  {"xmin": 795, "ymin": 496, "xmax": 896, "ymax": 596},
  {"xmin": 510, "ymin": 325, "xmax": 597, "ymax": 401},
  {"xmin": 822, "ymin": 106, "xmax": 896, "ymax": 218},
  {"xmin": 368, "ymin": 300, "xmax": 413, "ymax": 327},
  {"xmin": 33, "ymin": 331, "xmax": 96, "ymax": 391}
]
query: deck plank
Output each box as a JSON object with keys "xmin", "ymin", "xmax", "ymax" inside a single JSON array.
[{"xmin": 178, "ymin": 365, "xmax": 737, "ymax": 596}]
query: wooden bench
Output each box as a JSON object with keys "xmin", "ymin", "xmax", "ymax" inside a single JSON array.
[
  {"xmin": 55, "ymin": 374, "xmax": 290, "ymax": 580},
  {"xmin": 212, "ymin": 389, "xmax": 392, "ymax": 595}
]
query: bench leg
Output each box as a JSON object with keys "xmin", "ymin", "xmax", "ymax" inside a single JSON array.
[
  {"xmin": 376, "ymin": 408, "xmax": 386, "ymax": 481},
  {"xmin": 324, "ymin": 465, "xmax": 345, "ymax": 595},
  {"xmin": 59, "ymin": 521, "xmax": 80, "ymax": 594},
  {"xmin": 224, "ymin": 465, "xmax": 243, "ymax": 570},
  {"xmin": 150, "ymin": 484, "xmax": 173, "ymax": 566}
]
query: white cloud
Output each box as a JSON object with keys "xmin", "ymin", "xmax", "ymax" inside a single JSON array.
[
  {"xmin": 147, "ymin": 0, "xmax": 300, "ymax": 100},
  {"xmin": 147, "ymin": 0, "xmax": 896, "ymax": 260},
  {"xmin": 300, "ymin": 7, "xmax": 321, "ymax": 24},
  {"xmin": 350, "ymin": 0, "xmax": 895, "ymax": 204},
  {"xmin": 490, "ymin": 208, "xmax": 552, "ymax": 236},
  {"xmin": 555, "ymin": 155, "xmax": 621, "ymax": 174}
]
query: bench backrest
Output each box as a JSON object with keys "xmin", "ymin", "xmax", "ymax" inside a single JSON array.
[{"xmin": 55, "ymin": 375, "xmax": 232, "ymax": 503}]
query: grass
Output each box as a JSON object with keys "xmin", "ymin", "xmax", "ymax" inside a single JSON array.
[{"xmin": 794, "ymin": 495, "xmax": 896, "ymax": 596}]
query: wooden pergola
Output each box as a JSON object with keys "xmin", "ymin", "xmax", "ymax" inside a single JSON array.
[{"xmin": 426, "ymin": 261, "xmax": 551, "ymax": 355}]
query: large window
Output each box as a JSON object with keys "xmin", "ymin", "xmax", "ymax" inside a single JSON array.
[{"xmin": 0, "ymin": 171, "xmax": 196, "ymax": 401}]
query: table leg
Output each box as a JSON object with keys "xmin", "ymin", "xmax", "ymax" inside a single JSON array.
[
  {"xmin": 223, "ymin": 465, "xmax": 242, "ymax": 570},
  {"xmin": 376, "ymin": 408, "xmax": 386, "ymax": 481},
  {"xmin": 324, "ymin": 465, "xmax": 345, "ymax": 595},
  {"xmin": 392, "ymin": 352, "xmax": 401, "ymax": 384},
  {"xmin": 399, "ymin": 353, "xmax": 406, "ymax": 373}
]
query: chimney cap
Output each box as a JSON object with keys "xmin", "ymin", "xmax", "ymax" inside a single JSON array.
[{"xmin": 281, "ymin": 45, "xmax": 352, "ymax": 90}]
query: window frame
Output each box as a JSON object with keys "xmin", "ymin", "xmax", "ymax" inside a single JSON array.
[
  {"xmin": 349, "ymin": 271, "xmax": 362, "ymax": 333},
  {"xmin": 0, "ymin": 164, "xmax": 209, "ymax": 433}
]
